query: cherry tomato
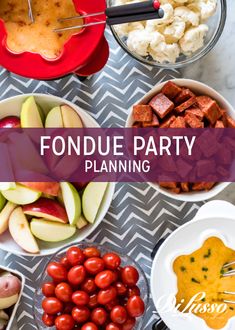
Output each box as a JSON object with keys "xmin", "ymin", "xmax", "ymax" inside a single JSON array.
[
  {"xmin": 84, "ymin": 247, "xmax": 101, "ymax": 258},
  {"xmin": 121, "ymin": 267, "xmax": 139, "ymax": 287},
  {"xmin": 91, "ymin": 307, "xmax": 108, "ymax": 326},
  {"xmin": 47, "ymin": 262, "xmax": 67, "ymax": 282},
  {"xmin": 97, "ymin": 286, "xmax": 117, "ymax": 305},
  {"xmin": 106, "ymin": 323, "xmax": 122, "ymax": 330},
  {"xmin": 81, "ymin": 322, "xmax": 98, "ymax": 330},
  {"xmin": 115, "ymin": 282, "xmax": 127, "ymax": 296},
  {"xmin": 126, "ymin": 295, "xmax": 145, "ymax": 317},
  {"xmin": 68, "ymin": 265, "xmax": 86, "ymax": 286},
  {"xmin": 127, "ymin": 286, "xmax": 140, "ymax": 298},
  {"xmin": 103, "ymin": 253, "xmax": 121, "ymax": 270},
  {"xmin": 111, "ymin": 306, "xmax": 127, "ymax": 324},
  {"xmin": 95, "ymin": 270, "xmax": 115, "ymax": 289},
  {"xmin": 42, "ymin": 297, "xmax": 63, "ymax": 315},
  {"xmin": 84, "ymin": 258, "xmax": 105, "ymax": 275},
  {"xmin": 66, "ymin": 246, "xmax": 85, "ymax": 266},
  {"xmin": 105, "ymin": 298, "xmax": 120, "ymax": 312},
  {"xmin": 42, "ymin": 282, "xmax": 55, "ymax": 297},
  {"xmin": 122, "ymin": 317, "xmax": 136, "ymax": 330},
  {"xmin": 88, "ymin": 294, "xmax": 99, "ymax": 309},
  {"xmin": 63, "ymin": 302, "xmax": 75, "ymax": 314},
  {"xmin": 42, "ymin": 313, "xmax": 55, "ymax": 327},
  {"xmin": 72, "ymin": 306, "xmax": 90, "ymax": 323},
  {"xmin": 55, "ymin": 314, "xmax": 75, "ymax": 330},
  {"xmin": 81, "ymin": 278, "xmax": 97, "ymax": 294},
  {"xmin": 60, "ymin": 256, "xmax": 71, "ymax": 269},
  {"xmin": 55, "ymin": 282, "xmax": 73, "ymax": 302},
  {"xmin": 72, "ymin": 290, "xmax": 90, "ymax": 306}
]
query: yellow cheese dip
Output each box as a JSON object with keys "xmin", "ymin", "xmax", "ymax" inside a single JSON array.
[
  {"xmin": 174, "ymin": 237, "xmax": 235, "ymax": 329},
  {"xmin": 0, "ymin": 0, "xmax": 83, "ymax": 59}
]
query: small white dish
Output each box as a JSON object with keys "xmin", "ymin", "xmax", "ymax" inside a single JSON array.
[
  {"xmin": 0, "ymin": 94, "xmax": 115, "ymax": 256},
  {"xmin": 0, "ymin": 265, "xmax": 25, "ymax": 330},
  {"xmin": 151, "ymin": 200, "xmax": 235, "ymax": 330},
  {"xmin": 126, "ymin": 79, "xmax": 235, "ymax": 202}
]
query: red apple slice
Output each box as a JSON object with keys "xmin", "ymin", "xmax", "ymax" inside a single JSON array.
[
  {"xmin": 0, "ymin": 116, "xmax": 21, "ymax": 128},
  {"xmin": 23, "ymin": 198, "xmax": 68, "ymax": 223},
  {"xmin": 19, "ymin": 182, "xmax": 60, "ymax": 197}
]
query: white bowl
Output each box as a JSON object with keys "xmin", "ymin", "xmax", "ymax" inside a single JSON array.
[
  {"xmin": 0, "ymin": 265, "xmax": 25, "ymax": 330},
  {"xmin": 126, "ymin": 79, "xmax": 234, "ymax": 202},
  {"xmin": 151, "ymin": 200, "xmax": 235, "ymax": 330},
  {"xmin": 0, "ymin": 94, "xmax": 115, "ymax": 256}
]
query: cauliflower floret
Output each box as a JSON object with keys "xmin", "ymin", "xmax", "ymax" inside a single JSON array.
[
  {"xmin": 127, "ymin": 29, "xmax": 152, "ymax": 56},
  {"xmin": 163, "ymin": 17, "xmax": 186, "ymax": 43},
  {"xmin": 174, "ymin": 6, "xmax": 200, "ymax": 26},
  {"xmin": 146, "ymin": 4, "xmax": 174, "ymax": 31},
  {"xmin": 198, "ymin": 0, "xmax": 217, "ymax": 20},
  {"xmin": 179, "ymin": 24, "xmax": 209, "ymax": 55},
  {"xmin": 114, "ymin": 22, "xmax": 144, "ymax": 38},
  {"xmin": 149, "ymin": 42, "xmax": 180, "ymax": 63},
  {"xmin": 149, "ymin": 31, "xmax": 166, "ymax": 51}
]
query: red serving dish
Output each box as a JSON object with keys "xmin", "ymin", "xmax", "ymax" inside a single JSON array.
[{"xmin": 0, "ymin": 0, "xmax": 109, "ymax": 80}]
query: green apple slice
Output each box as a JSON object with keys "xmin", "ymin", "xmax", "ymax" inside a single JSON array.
[
  {"xmin": 0, "ymin": 182, "xmax": 16, "ymax": 191},
  {"xmin": 45, "ymin": 107, "xmax": 63, "ymax": 128},
  {"xmin": 76, "ymin": 214, "xmax": 88, "ymax": 229},
  {"xmin": 61, "ymin": 105, "xmax": 83, "ymax": 128},
  {"xmin": 0, "ymin": 202, "xmax": 17, "ymax": 235},
  {"xmin": 9, "ymin": 207, "xmax": 39, "ymax": 254},
  {"xmin": 82, "ymin": 182, "xmax": 108, "ymax": 223},
  {"xmin": 2, "ymin": 184, "xmax": 41, "ymax": 205},
  {"xmin": 30, "ymin": 218, "xmax": 76, "ymax": 242},
  {"xmin": 60, "ymin": 182, "xmax": 81, "ymax": 226},
  {"xmin": 0, "ymin": 193, "xmax": 6, "ymax": 212},
  {"xmin": 21, "ymin": 96, "xmax": 44, "ymax": 128}
]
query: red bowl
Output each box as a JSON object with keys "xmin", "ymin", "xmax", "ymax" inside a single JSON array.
[{"xmin": 0, "ymin": 0, "xmax": 109, "ymax": 80}]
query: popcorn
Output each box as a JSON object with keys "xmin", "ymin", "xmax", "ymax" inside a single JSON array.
[
  {"xmin": 179, "ymin": 24, "xmax": 209, "ymax": 55},
  {"xmin": 114, "ymin": 0, "xmax": 217, "ymax": 64}
]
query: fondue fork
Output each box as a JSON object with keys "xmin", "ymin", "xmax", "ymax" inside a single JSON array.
[
  {"xmin": 220, "ymin": 262, "xmax": 235, "ymax": 304},
  {"xmin": 27, "ymin": 0, "xmax": 34, "ymax": 23},
  {"xmin": 55, "ymin": 0, "xmax": 164, "ymax": 33}
]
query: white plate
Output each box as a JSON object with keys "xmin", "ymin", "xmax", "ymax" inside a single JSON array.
[
  {"xmin": 0, "ymin": 94, "xmax": 115, "ymax": 256},
  {"xmin": 0, "ymin": 265, "xmax": 25, "ymax": 330},
  {"xmin": 126, "ymin": 79, "xmax": 235, "ymax": 202},
  {"xmin": 151, "ymin": 200, "xmax": 235, "ymax": 330}
]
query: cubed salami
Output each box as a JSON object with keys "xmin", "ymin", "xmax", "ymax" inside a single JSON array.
[
  {"xmin": 215, "ymin": 120, "xmax": 225, "ymax": 128},
  {"xmin": 174, "ymin": 88, "xmax": 195, "ymax": 105},
  {"xmin": 133, "ymin": 105, "xmax": 153, "ymax": 122},
  {"xmin": 159, "ymin": 182, "xmax": 178, "ymax": 189},
  {"xmin": 161, "ymin": 81, "xmax": 182, "ymax": 100},
  {"xmin": 170, "ymin": 116, "xmax": 186, "ymax": 128},
  {"xmin": 132, "ymin": 122, "xmax": 142, "ymax": 128},
  {"xmin": 196, "ymin": 96, "xmax": 220, "ymax": 125},
  {"xmin": 175, "ymin": 97, "xmax": 197, "ymax": 113},
  {"xmin": 185, "ymin": 113, "xmax": 204, "ymax": 128},
  {"xmin": 192, "ymin": 182, "xmax": 215, "ymax": 191},
  {"xmin": 143, "ymin": 114, "xmax": 159, "ymax": 127},
  {"xmin": 160, "ymin": 115, "xmax": 176, "ymax": 128},
  {"xmin": 226, "ymin": 115, "xmax": 235, "ymax": 128},
  {"xmin": 149, "ymin": 93, "xmax": 174, "ymax": 119},
  {"xmin": 186, "ymin": 108, "xmax": 204, "ymax": 120},
  {"xmin": 181, "ymin": 183, "xmax": 190, "ymax": 192}
]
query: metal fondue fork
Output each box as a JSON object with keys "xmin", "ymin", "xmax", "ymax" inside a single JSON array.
[
  {"xmin": 54, "ymin": 0, "xmax": 164, "ymax": 33},
  {"xmin": 27, "ymin": 0, "xmax": 34, "ymax": 23},
  {"xmin": 220, "ymin": 261, "xmax": 235, "ymax": 304}
]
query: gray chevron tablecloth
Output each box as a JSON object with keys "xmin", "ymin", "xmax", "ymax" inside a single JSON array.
[{"xmin": 0, "ymin": 30, "xmax": 205, "ymax": 330}]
